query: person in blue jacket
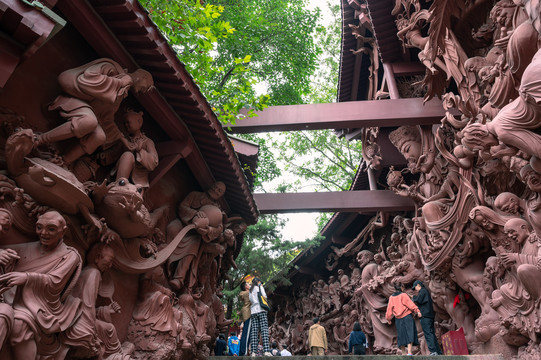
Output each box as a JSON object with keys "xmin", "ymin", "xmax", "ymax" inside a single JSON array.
[
  {"xmin": 228, "ymin": 331, "xmax": 240, "ymax": 356},
  {"xmin": 348, "ymin": 321, "xmax": 368, "ymax": 355}
]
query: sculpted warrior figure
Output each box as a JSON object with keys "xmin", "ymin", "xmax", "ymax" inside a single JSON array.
[
  {"xmin": 0, "ymin": 211, "xmax": 82, "ymax": 359},
  {"xmin": 36, "ymin": 59, "xmax": 153, "ymax": 166}
]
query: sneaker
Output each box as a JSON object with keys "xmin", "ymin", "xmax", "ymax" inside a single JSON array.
[
  {"xmin": 251, "ymin": 352, "xmax": 257, "ymax": 357},
  {"xmin": 430, "ymin": 352, "xmax": 439, "ymax": 355},
  {"xmin": 264, "ymin": 351, "xmax": 273, "ymax": 356}
]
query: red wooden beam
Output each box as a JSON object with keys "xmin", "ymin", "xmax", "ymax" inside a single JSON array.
[
  {"xmin": 391, "ymin": 62, "xmax": 426, "ymax": 76},
  {"xmin": 254, "ymin": 190, "xmax": 414, "ymax": 214},
  {"xmin": 227, "ymin": 98, "xmax": 447, "ymax": 133}
]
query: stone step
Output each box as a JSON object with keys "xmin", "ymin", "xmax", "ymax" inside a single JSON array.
[{"xmin": 212, "ymin": 355, "xmax": 504, "ymax": 360}]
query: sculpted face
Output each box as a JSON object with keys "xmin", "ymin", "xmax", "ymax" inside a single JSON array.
[
  {"xmin": 124, "ymin": 111, "xmax": 143, "ymax": 134},
  {"xmin": 504, "ymin": 218, "xmax": 530, "ymax": 245},
  {"xmin": 495, "ymin": 192, "xmax": 520, "ymax": 215},
  {"xmin": 473, "ymin": 213, "xmax": 495, "ymax": 231},
  {"xmin": 0, "ymin": 210, "xmax": 13, "ymax": 238},
  {"xmin": 208, "ymin": 182, "xmax": 226, "ymax": 200},
  {"xmin": 357, "ymin": 252, "xmax": 372, "ymax": 268},
  {"xmin": 36, "ymin": 211, "xmax": 67, "ymax": 251},
  {"xmin": 399, "ymin": 140, "xmax": 421, "ymax": 170},
  {"xmin": 525, "ymin": 170, "xmax": 541, "ymax": 193},
  {"xmin": 96, "ymin": 247, "xmax": 115, "ymax": 272}
]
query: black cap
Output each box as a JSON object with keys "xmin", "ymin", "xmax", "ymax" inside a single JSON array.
[{"xmin": 412, "ymin": 280, "xmax": 423, "ymax": 290}]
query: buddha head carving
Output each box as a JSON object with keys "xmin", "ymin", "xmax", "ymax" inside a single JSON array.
[{"xmin": 389, "ymin": 126, "xmax": 422, "ymax": 172}]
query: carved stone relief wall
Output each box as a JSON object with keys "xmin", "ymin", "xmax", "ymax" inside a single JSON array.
[
  {"xmin": 269, "ymin": 1, "xmax": 541, "ymax": 359},
  {"xmin": 0, "ymin": 57, "xmax": 242, "ymax": 360}
]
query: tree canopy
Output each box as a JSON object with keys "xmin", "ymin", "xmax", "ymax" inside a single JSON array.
[{"xmin": 141, "ymin": 0, "xmax": 322, "ymax": 123}]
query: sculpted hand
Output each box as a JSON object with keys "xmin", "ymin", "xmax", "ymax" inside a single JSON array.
[
  {"xmin": 120, "ymin": 195, "xmax": 143, "ymax": 222},
  {"xmin": 119, "ymin": 195, "xmax": 141, "ymax": 214},
  {"xmin": 500, "ymin": 253, "xmax": 516, "ymax": 267},
  {"xmin": 0, "ymin": 272, "xmax": 28, "ymax": 288},
  {"xmin": 120, "ymin": 136, "xmax": 135, "ymax": 152},
  {"xmin": 0, "ymin": 249, "xmax": 19, "ymax": 266},
  {"xmin": 109, "ymin": 301, "xmax": 121, "ymax": 314},
  {"xmin": 99, "ymin": 223, "xmax": 120, "ymax": 244},
  {"xmin": 161, "ymin": 286, "xmax": 174, "ymax": 299}
]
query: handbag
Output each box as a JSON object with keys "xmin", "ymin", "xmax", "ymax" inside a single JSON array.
[{"xmin": 258, "ymin": 290, "xmax": 270, "ymax": 311}]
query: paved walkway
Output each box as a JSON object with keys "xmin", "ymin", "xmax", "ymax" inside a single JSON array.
[{"xmin": 211, "ymin": 355, "xmax": 504, "ymax": 360}]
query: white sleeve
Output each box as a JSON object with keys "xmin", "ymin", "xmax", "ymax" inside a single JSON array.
[
  {"xmin": 259, "ymin": 285, "xmax": 267, "ymax": 298},
  {"xmin": 249, "ymin": 289, "xmax": 257, "ymax": 305}
]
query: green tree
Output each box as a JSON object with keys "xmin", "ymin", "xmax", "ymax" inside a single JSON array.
[
  {"xmin": 306, "ymin": 1, "xmax": 341, "ymax": 104},
  {"xmin": 242, "ymin": 3, "xmax": 359, "ymax": 229},
  {"xmin": 141, "ymin": 0, "xmax": 322, "ymax": 123}
]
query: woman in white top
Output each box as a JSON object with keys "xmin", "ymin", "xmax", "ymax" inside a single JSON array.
[{"xmin": 249, "ymin": 277, "xmax": 271, "ymax": 356}]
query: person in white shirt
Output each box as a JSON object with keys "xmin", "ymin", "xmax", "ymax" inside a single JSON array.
[
  {"xmin": 280, "ymin": 344, "xmax": 292, "ymax": 356},
  {"xmin": 249, "ymin": 277, "xmax": 271, "ymax": 356}
]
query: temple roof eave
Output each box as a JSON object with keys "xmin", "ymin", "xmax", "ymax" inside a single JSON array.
[{"xmin": 55, "ymin": 0, "xmax": 258, "ymax": 224}]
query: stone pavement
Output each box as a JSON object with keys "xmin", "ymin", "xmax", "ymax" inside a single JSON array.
[{"xmin": 211, "ymin": 355, "xmax": 504, "ymax": 360}]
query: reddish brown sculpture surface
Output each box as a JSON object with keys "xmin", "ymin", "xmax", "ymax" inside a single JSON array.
[
  {"xmin": 0, "ymin": 211, "xmax": 81, "ymax": 359},
  {"xmin": 269, "ymin": 1, "xmax": 541, "ymax": 358},
  {"xmin": 37, "ymin": 58, "xmax": 153, "ymax": 167},
  {"xmin": 0, "ymin": 58, "xmax": 242, "ymax": 360}
]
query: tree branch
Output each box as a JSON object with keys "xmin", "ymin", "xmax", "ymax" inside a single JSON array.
[{"xmin": 288, "ymin": 162, "xmax": 347, "ymax": 191}]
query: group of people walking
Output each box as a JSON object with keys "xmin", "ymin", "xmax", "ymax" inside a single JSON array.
[
  {"xmin": 307, "ymin": 279, "xmax": 441, "ymax": 356},
  {"xmin": 221, "ymin": 277, "xmax": 441, "ymax": 356}
]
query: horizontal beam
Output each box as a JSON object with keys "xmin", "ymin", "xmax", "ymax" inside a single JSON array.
[
  {"xmin": 254, "ymin": 190, "xmax": 415, "ymax": 214},
  {"xmin": 391, "ymin": 62, "xmax": 426, "ymax": 76},
  {"xmin": 227, "ymin": 98, "xmax": 447, "ymax": 133}
]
